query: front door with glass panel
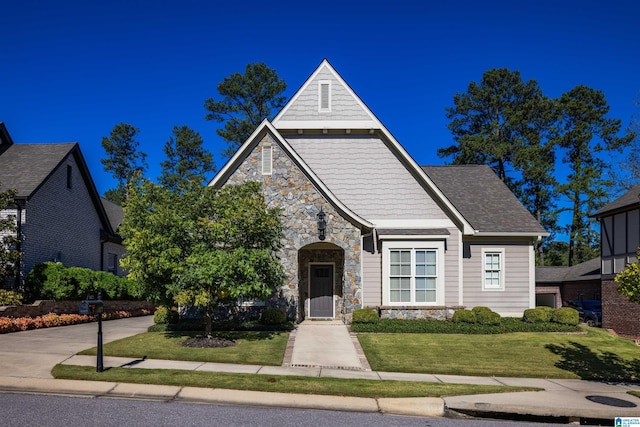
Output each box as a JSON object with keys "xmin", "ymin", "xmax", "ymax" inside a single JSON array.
[{"xmin": 309, "ymin": 264, "xmax": 333, "ymax": 318}]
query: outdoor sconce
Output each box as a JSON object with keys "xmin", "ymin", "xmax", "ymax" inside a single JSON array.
[{"xmin": 317, "ymin": 208, "xmax": 326, "ymax": 241}]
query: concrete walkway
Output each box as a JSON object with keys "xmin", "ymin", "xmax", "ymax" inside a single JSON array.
[{"xmin": 1, "ymin": 316, "xmax": 640, "ymax": 422}]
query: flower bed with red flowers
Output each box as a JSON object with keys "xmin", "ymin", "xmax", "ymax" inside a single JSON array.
[{"xmin": 0, "ymin": 309, "xmax": 152, "ymax": 334}]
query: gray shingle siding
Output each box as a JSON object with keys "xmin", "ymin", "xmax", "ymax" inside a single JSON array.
[
  {"xmin": 287, "ymin": 135, "xmax": 449, "ymax": 220},
  {"xmin": 277, "ymin": 68, "xmax": 372, "ymax": 123}
]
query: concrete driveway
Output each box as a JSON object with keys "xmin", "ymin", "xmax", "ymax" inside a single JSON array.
[{"xmin": 0, "ymin": 316, "xmax": 154, "ymax": 378}]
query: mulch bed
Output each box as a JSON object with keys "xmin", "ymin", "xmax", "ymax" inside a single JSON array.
[{"xmin": 180, "ymin": 336, "xmax": 237, "ymax": 348}]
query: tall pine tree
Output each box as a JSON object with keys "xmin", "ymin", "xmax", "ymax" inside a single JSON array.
[{"xmin": 159, "ymin": 125, "xmax": 215, "ymax": 192}]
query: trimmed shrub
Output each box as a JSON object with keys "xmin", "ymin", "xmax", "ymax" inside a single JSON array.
[
  {"xmin": 552, "ymin": 307, "xmax": 579, "ymax": 325},
  {"xmin": 475, "ymin": 309, "xmax": 501, "ymax": 325},
  {"xmin": 452, "ymin": 309, "xmax": 477, "ymax": 323},
  {"xmin": 523, "ymin": 306, "xmax": 554, "ymax": 323},
  {"xmin": 0, "ymin": 290, "xmax": 23, "ymax": 306},
  {"xmin": 351, "ymin": 308, "xmax": 379, "ymax": 323},
  {"xmin": 260, "ymin": 308, "xmax": 286, "ymax": 325},
  {"xmin": 24, "ymin": 262, "xmax": 141, "ymax": 301},
  {"xmin": 153, "ymin": 306, "xmax": 178, "ymax": 324}
]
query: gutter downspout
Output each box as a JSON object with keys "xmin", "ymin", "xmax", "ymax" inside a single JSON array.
[{"xmin": 14, "ymin": 202, "xmax": 23, "ymax": 290}]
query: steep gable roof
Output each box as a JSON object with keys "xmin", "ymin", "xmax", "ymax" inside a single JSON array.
[
  {"xmin": 209, "ymin": 120, "xmax": 374, "ymax": 229},
  {"xmin": 422, "ymin": 165, "xmax": 548, "ymax": 236},
  {"xmin": 273, "ymin": 59, "xmax": 381, "ymax": 131},
  {"xmin": 593, "ymin": 185, "xmax": 640, "ymax": 217},
  {"xmin": 0, "ymin": 125, "xmax": 114, "ymax": 236}
]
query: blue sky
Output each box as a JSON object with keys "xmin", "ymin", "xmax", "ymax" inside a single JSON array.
[{"xmin": 2, "ymin": 1, "xmax": 639, "ymax": 226}]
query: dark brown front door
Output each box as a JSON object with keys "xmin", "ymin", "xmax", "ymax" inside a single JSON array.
[{"xmin": 310, "ymin": 264, "xmax": 333, "ymax": 318}]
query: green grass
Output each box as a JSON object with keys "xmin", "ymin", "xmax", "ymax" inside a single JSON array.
[
  {"xmin": 80, "ymin": 331, "xmax": 288, "ymax": 366},
  {"xmin": 630, "ymin": 391, "xmax": 640, "ymax": 399},
  {"xmin": 357, "ymin": 327, "xmax": 640, "ymax": 381},
  {"xmin": 51, "ymin": 365, "xmax": 535, "ymax": 398}
]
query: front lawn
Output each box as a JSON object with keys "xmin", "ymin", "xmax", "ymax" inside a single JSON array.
[
  {"xmin": 80, "ymin": 330, "xmax": 288, "ymax": 366},
  {"xmin": 52, "ymin": 365, "xmax": 534, "ymax": 398},
  {"xmin": 357, "ymin": 327, "xmax": 640, "ymax": 381}
]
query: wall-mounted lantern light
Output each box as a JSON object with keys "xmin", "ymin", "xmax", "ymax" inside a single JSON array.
[{"xmin": 317, "ymin": 207, "xmax": 326, "ymax": 241}]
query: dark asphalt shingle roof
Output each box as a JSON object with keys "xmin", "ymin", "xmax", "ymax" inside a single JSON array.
[
  {"xmin": 536, "ymin": 257, "xmax": 601, "ymax": 284},
  {"xmin": 593, "ymin": 185, "xmax": 640, "ymax": 217},
  {"xmin": 0, "ymin": 143, "xmax": 77, "ymax": 197},
  {"xmin": 421, "ymin": 165, "xmax": 547, "ymax": 234},
  {"xmin": 101, "ymin": 197, "xmax": 124, "ymax": 232}
]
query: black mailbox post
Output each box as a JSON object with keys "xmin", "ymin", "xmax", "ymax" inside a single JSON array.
[{"xmin": 79, "ymin": 292, "xmax": 104, "ymax": 372}]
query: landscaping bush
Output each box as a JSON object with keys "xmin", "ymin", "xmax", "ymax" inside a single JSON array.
[
  {"xmin": 523, "ymin": 306, "xmax": 554, "ymax": 323},
  {"xmin": 552, "ymin": 307, "xmax": 579, "ymax": 325},
  {"xmin": 0, "ymin": 289, "xmax": 23, "ymax": 306},
  {"xmin": 452, "ymin": 309, "xmax": 476, "ymax": 324},
  {"xmin": 350, "ymin": 317, "xmax": 582, "ymax": 334},
  {"xmin": 351, "ymin": 308, "xmax": 379, "ymax": 323},
  {"xmin": 153, "ymin": 306, "xmax": 179, "ymax": 324},
  {"xmin": 24, "ymin": 262, "xmax": 142, "ymax": 301},
  {"xmin": 476, "ymin": 309, "xmax": 501, "ymax": 325},
  {"xmin": 260, "ymin": 308, "xmax": 286, "ymax": 325}
]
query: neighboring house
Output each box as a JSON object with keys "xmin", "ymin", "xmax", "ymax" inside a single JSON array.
[
  {"xmin": 535, "ymin": 257, "xmax": 601, "ymax": 308},
  {"xmin": 593, "ymin": 185, "xmax": 640, "ymax": 337},
  {"xmin": 209, "ymin": 59, "xmax": 548, "ymax": 323},
  {"xmin": 0, "ymin": 122, "xmax": 125, "ymax": 289}
]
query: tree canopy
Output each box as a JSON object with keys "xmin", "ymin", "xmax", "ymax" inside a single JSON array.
[
  {"xmin": 159, "ymin": 125, "xmax": 215, "ymax": 192},
  {"xmin": 204, "ymin": 62, "xmax": 287, "ymax": 158},
  {"xmin": 614, "ymin": 249, "xmax": 640, "ymax": 304},
  {"xmin": 101, "ymin": 122, "xmax": 147, "ymax": 204},
  {"xmin": 119, "ymin": 181, "xmax": 284, "ymax": 337}
]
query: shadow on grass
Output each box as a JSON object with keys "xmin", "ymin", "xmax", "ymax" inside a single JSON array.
[
  {"xmin": 161, "ymin": 330, "xmax": 284, "ymax": 342},
  {"xmin": 546, "ymin": 342, "xmax": 640, "ymax": 382}
]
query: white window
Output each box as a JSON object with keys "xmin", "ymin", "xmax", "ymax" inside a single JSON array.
[
  {"xmin": 482, "ymin": 248, "xmax": 505, "ymax": 290},
  {"xmin": 318, "ymin": 80, "xmax": 331, "ymax": 112},
  {"xmin": 382, "ymin": 241, "xmax": 445, "ymax": 305},
  {"xmin": 262, "ymin": 144, "xmax": 272, "ymax": 175}
]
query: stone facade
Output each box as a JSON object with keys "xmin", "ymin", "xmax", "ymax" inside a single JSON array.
[
  {"xmin": 223, "ymin": 133, "xmax": 363, "ymax": 322},
  {"xmin": 378, "ymin": 307, "xmax": 460, "ymax": 321}
]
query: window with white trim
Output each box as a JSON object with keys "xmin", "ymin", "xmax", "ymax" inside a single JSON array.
[
  {"xmin": 383, "ymin": 241, "xmax": 445, "ymax": 305},
  {"xmin": 262, "ymin": 145, "xmax": 272, "ymax": 175},
  {"xmin": 482, "ymin": 248, "xmax": 505, "ymax": 290},
  {"xmin": 318, "ymin": 80, "xmax": 331, "ymax": 112}
]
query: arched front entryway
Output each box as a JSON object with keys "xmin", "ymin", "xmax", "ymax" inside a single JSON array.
[{"xmin": 298, "ymin": 242, "xmax": 345, "ymax": 320}]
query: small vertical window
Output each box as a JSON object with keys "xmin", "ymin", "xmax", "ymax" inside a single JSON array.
[
  {"xmin": 319, "ymin": 80, "xmax": 331, "ymax": 112},
  {"xmin": 482, "ymin": 249, "xmax": 505, "ymax": 290},
  {"xmin": 262, "ymin": 144, "xmax": 272, "ymax": 175},
  {"xmin": 66, "ymin": 165, "xmax": 72, "ymax": 189},
  {"xmin": 107, "ymin": 253, "xmax": 118, "ymax": 275}
]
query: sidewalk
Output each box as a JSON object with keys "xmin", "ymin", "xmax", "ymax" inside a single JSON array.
[{"xmin": 1, "ymin": 316, "xmax": 639, "ymax": 422}]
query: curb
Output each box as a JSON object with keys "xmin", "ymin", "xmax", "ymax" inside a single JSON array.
[{"xmin": 0, "ymin": 377, "xmax": 446, "ymax": 418}]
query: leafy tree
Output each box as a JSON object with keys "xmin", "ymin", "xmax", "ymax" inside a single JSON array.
[
  {"xmin": 204, "ymin": 63, "xmax": 287, "ymax": 158},
  {"xmin": 101, "ymin": 123, "xmax": 147, "ymax": 204},
  {"xmin": 556, "ymin": 85, "xmax": 635, "ymax": 266},
  {"xmin": 159, "ymin": 125, "xmax": 216, "ymax": 192},
  {"xmin": 120, "ymin": 181, "xmax": 284, "ymax": 337},
  {"xmin": 439, "ymin": 68, "xmax": 560, "ymax": 263},
  {"xmin": 614, "ymin": 248, "xmax": 640, "ymax": 304},
  {"xmin": 0, "ymin": 186, "xmax": 21, "ymax": 285}
]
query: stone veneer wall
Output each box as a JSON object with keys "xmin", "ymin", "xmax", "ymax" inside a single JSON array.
[
  {"xmin": 602, "ymin": 279, "xmax": 640, "ymax": 338},
  {"xmin": 378, "ymin": 307, "xmax": 460, "ymax": 321},
  {"xmin": 223, "ymin": 133, "xmax": 363, "ymax": 322}
]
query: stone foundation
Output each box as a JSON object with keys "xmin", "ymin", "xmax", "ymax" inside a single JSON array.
[{"xmin": 377, "ymin": 306, "xmax": 461, "ymax": 321}]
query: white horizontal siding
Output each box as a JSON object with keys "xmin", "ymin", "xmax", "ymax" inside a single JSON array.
[
  {"xmin": 287, "ymin": 135, "xmax": 449, "ymax": 221},
  {"xmin": 462, "ymin": 241, "xmax": 533, "ymax": 316}
]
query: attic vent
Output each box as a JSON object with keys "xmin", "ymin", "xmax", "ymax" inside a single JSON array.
[
  {"xmin": 319, "ymin": 80, "xmax": 331, "ymax": 112},
  {"xmin": 262, "ymin": 144, "xmax": 273, "ymax": 175}
]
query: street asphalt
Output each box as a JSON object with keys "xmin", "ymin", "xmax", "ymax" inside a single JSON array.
[{"xmin": 0, "ymin": 315, "xmax": 639, "ymax": 423}]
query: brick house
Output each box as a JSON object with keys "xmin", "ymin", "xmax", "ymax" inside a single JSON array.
[
  {"xmin": 209, "ymin": 60, "xmax": 548, "ymax": 323},
  {"xmin": 0, "ymin": 122, "xmax": 125, "ymax": 288},
  {"xmin": 593, "ymin": 185, "xmax": 640, "ymax": 338}
]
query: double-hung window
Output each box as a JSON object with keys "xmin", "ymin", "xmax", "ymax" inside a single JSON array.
[
  {"xmin": 383, "ymin": 241, "xmax": 444, "ymax": 305},
  {"xmin": 482, "ymin": 248, "xmax": 505, "ymax": 290}
]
